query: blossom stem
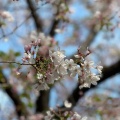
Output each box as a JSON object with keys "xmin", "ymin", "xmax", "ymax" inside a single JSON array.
[
  {"xmin": 52, "ymin": 110, "xmax": 61, "ymax": 119},
  {"xmin": 0, "ymin": 61, "xmax": 35, "ymax": 65}
]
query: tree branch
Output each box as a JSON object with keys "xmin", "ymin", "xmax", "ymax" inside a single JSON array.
[
  {"xmin": 0, "ymin": 68, "xmax": 28, "ymax": 117},
  {"xmin": 0, "ymin": 61, "xmax": 35, "ymax": 65},
  {"xmin": 49, "ymin": 19, "xmax": 59, "ymax": 37},
  {"xmin": 26, "ymin": 0, "xmax": 42, "ymax": 32},
  {"xmin": 36, "ymin": 90, "xmax": 50, "ymax": 113}
]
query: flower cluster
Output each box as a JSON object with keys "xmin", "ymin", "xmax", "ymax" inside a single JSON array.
[
  {"xmin": 0, "ymin": 10, "xmax": 14, "ymax": 26},
  {"xmin": 29, "ymin": 32, "xmax": 57, "ymax": 55},
  {"xmin": 22, "ymin": 32, "xmax": 103, "ymax": 91},
  {"xmin": 20, "ymin": 114, "xmax": 44, "ymax": 120},
  {"xmin": 44, "ymin": 110, "xmax": 87, "ymax": 120},
  {"xmin": 22, "ymin": 32, "xmax": 56, "ymax": 63},
  {"xmin": 74, "ymin": 47, "xmax": 103, "ymax": 89}
]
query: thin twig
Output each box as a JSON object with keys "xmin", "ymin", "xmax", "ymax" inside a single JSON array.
[
  {"xmin": 0, "ymin": 5, "xmax": 41, "ymax": 39},
  {"xmin": 0, "ymin": 61, "xmax": 35, "ymax": 65}
]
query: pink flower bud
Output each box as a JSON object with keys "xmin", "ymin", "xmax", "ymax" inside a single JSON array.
[
  {"xmin": 32, "ymin": 51, "xmax": 35, "ymax": 55},
  {"xmin": 22, "ymin": 58, "xmax": 26, "ymax": 62},
  {"xmin": 38, "ymin": 46, "xmax": 48, "ymax": 56},
  {"xmin": 15, "ymin": 67, "xmax": 21, "ymax": 75},
  {"xmin": 28, "ymin": 45, "xmax": 32, "ymax": 52},
  {"xmin": 24, "ymin": 45, "xmax": 29, "ymax": 53},
  {"xmin": 37, "ymin": 39, "xmax": 41, "ymax": 46}
]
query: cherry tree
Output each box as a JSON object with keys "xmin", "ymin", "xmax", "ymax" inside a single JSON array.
[{"xmin": 0, "ymin": 0, "xmax": 120, "ymax": 120}]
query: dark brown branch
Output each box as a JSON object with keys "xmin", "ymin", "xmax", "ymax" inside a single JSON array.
[
  {"xmin": 5, "ymin": 87, "xmax": 28, "ymax": 117},
  {"xmin": 26, "ymin": 0, "xmax": 42, "ymax": 32},
  {"xmin": 36, "ymin": 90, "xmax": 50, "ymax": 112},
  {"xmin": 49, "ymin": 19, "xmax": 59, "ymax": 37},
  {"xmin": 0, "ymin": 69, "xmax": 28, "ymax": 117}
]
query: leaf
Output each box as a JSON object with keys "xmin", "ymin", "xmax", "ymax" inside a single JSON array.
[
  {"xmin": 93, "ymin": 96, "xmax": 101, "ymax": 102},
  {"xmin": 28, "ymin": 101, "xmax": 34, "ymax": 108},
  {"xmin": 21, "ymin": 93, "xmax": 30, "ymax": 99},
  {"xmin": 0, "ymin": 51, "xmax": 5, "ymax": 57},
  {"xmin": 15, "ymin": 52, "xmax": 21, "ymax": 57}
]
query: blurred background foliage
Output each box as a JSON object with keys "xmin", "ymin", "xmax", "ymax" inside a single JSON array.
[{"xmin": 0, "ymin": 0, "xmax": 120, "ymax": 120}]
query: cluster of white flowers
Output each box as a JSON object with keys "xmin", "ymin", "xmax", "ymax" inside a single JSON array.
[
  {"xmin": 30, "ymin": 32, "xmax": 56, "ymax": 46},
  {"xmin": 109, "ymin": 0, "xmax": 120, "ymax": 13},
  {"xmin": 44, "ymin": 110, "xmax": 87, "ymax": 120},
  {"xmin": 35, "ymin": 48, "xmax": 103, "ymax": 91},
  {"xmin": 78, "ymin": 59, "xmax": 103, "ymax": 89},
  {"xmin": 68, "ymin": 112, "xmax": 87, "ymax": 120},
  {"xmin": 28, "ymin": 32, "xmax": 57, "ymax": 56},
  {"xmin": 22, "ymin": 32, "xmax": 103, "ymax": 91},
  {"xmin": 22, "ymin": 43, "xmax": 36, "ymax": 64},
  {"xmin": 0, "ymin": 11, "xmax": 14, "ymax": 22},
  {"xmin": 34, "ymin": 49, "xmax": 68, "ymax": 91},
  {"xmin": 94, "ymin": 11, "xmax": 102, "ymax": 18},
  {"xmin": 22, "ymin": 32, "xmax": 57, "ymax": 65},
  {"xmin": 44, "ymin": 111, "xmax": 54, "ymax": 120},
  {"xmin": 20, "ymin": 113, "xmax": 44, "ymax": 120}
]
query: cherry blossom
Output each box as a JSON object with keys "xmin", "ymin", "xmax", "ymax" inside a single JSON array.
[
  {"xmin": 22, "ymin": 36, "xmax": 103, "ymax": 91},
  {"xmin": 0, "ymin": 11, "xmax": 14, "ymax": 22},
  {"xmin": 44, "ymin": 111, "xmax": 54, "ymax": 120},
  {"xmin": 70, "ymin": 112, "xmax": 87, "ymax": 120}
]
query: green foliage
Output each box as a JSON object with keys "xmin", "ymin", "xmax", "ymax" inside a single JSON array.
[
  {"xmin": 0, "ymin": 21, "xmax": 6, "ymax": 27},
  {"xmin": 28, "ymin": 101, "xmax": 34, "ymax": 108},
  {"xmin": 0, "ymin": 51, "xmax": 5, "ymax": 57},
  {"xmin": 93, "ymin": 96, "xmax": 101, "ymax": 102},
  {"xmin": 21, "ymin": 93, "xmax": 30, "ymax": 99},
  {"xmin": 15, "ymin": 52, "xmax": 21, "ymax": 57}
]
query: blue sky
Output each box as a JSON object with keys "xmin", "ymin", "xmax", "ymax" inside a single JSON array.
[{"xmin": 0, "ymin": 0, "xmax": 120, "ymax": 119}]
